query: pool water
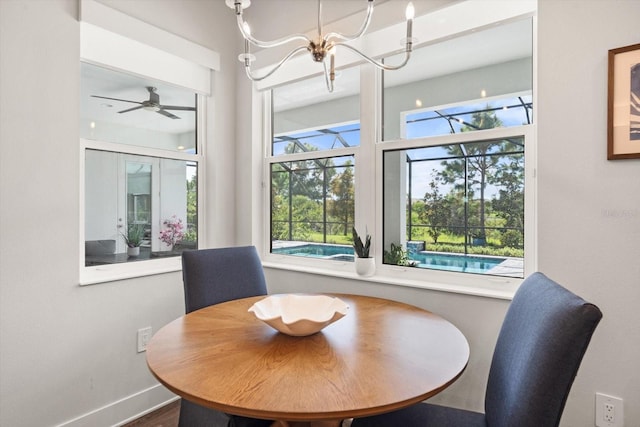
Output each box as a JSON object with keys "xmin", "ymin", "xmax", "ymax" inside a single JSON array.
[
  {"xmin": 272, "ymin": 243, "xmax": 505, "ymax": 274},
  {"xmin": 274, "ymin": 244, "xmax": 354, "ymax": 258},
  {"xmin": 411, "ymin": 252, "xmax": 504, "ymax": 274}
]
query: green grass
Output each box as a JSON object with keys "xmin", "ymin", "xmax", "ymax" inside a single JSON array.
[{"xmin": 307, "ymin": 232, "xmax": 352, "ymax": 245}]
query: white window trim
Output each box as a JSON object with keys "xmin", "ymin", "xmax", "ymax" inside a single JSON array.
[
  {"xmin": 374, "ymin": 125, "xmax": 536, "ymax": 299},
  {"xmin": 262, "ymin": 124, "xmax": 535, "ymax": 300},
  {"xmin": 263, "ymin": 143, "xmax": 361, "ymax": 276},
  {"xmin": 79, "ymin": 93, "xmax": 206, "ymax": 286},
  {"xmin": 80, "ymin": 0, "xmax": 219, "ymax": 95},
  {"xmin": 79, "ymin": 3, "xmax": 213, "ymax": 285},
  {"xmin": 255, "ymin": 1, "xmax": 537, "ymax": 299}
]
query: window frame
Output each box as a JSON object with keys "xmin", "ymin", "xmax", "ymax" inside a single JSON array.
[
  {"xmin": 261, "ymin": 74, "xmax": 535, "ymax": 300},
  {"xmin": 77, "ymin": 1, "xmax": 216, "ymax": 285},
  {"xmin": 256, "ymin": 2, "xmax": 537, "ymax": 299},
  {"xmin": 375, "ymin": 125, "xmax": 535, "ymax": 297},
  {"xmin": 79, "ymin": 93, "xmax": 206, "ymax": 285},
  {"xmin": 263, "ymin": 96, "xmax": 363, "ymax": 275}
]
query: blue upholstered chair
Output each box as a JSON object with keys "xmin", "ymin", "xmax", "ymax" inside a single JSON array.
[
  {"xmin": 179, "ymin": 246, "xmax": 272, "ymax": 427},
  {"xmin": 351, "ymin": 272, "xmax": 602, "ymax": 427}
]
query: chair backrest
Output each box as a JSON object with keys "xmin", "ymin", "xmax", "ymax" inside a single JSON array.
[
  {"xmin": 181, "ymin": 246, "xmax": 268, "ymax": 313},
  {"xmin": 484, "ymin": 272, "xmax": 602, "ymax": 427}
]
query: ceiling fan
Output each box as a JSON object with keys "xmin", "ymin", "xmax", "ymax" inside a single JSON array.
[{"xmin": 91, "ymin": 86, "xmax": 195, "ymax": 119}]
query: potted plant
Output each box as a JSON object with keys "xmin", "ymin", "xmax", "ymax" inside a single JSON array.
[
  {"xmin": 159, "ymin": 215, "xmax": 184, "ymax": 252},
  {"xmin": 383, "ymin": 243, "xmax": 418, "ymax": 267},
  {"xmin": 352, "ymin": 227, "xmax": 374, "ymax": 276},
  {"xmin": 122, "ymin": 224, "xmax": 145, "ymax": 256}
]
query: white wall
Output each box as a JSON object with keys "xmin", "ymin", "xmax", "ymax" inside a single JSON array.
[{"xmin": 0, "ymin": 0, "xmax": 238, "ymax": 426}]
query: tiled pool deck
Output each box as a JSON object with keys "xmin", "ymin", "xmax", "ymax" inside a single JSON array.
[{"xmin": 487, "ymin": 257, "xmax": 524, "ymax": 277}]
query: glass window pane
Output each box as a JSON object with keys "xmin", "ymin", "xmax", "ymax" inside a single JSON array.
[
  {"xmin": 85, "ymin": 149, "xmax": 197, "ymax": 266},
  {"xmin": 383, "ymin": 138, "xmax": 524, "ymax": 278},
  {"xmin": 383, "ymin": 18, "xmax": 533, "ymax": 141},
  {"xmin": 80, "ymin": 62, "xmax": 197, "ymax": 153},
  {"xmin": 405, "ymin": 95, "xmax": 533, "ymax": 139},
  {"xmin": 270, "ymin": 67, "xmax": 359, "ymax": 262},
  {"xmin": 271, "ymin": 155, "xmax": 355, "ymax": 260},
  {"xmin": 272, "ymin": 68, "xmax": 360, "ymax": 155}
]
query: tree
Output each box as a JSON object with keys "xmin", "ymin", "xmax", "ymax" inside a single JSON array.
[
  {"xmin": 439, "ymin": 108, "xmax": 504, "ymax": 241},
  {"xmin": 328, "ymin": 163, "xmax": 355, "ymax": 236},
  {"xmin": 421, "ymin": 173, "xmax": 450, "ymax": 243},
  {"xmin": 270, "ymin": 142, "xmax": 340, "ymax": 242},
  {"xmin": 290, "ymin": 195, "xmax": 322, "ymax": 241},
  {"xmin": 490, "ymin": 152, "xmax": 525, "ymax": 248},
  {"xmin": 280, "ymin": 142, "xmax": 336, "ymax": 201},
  {"xmin": 185, "ymin": 174, "xmax": 198, "ymax": 242}
]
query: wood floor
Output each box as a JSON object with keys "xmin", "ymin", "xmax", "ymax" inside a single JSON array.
[
  {"xmin": 121, "ymin": 401, "xmax": 353, "ymax": 427},
  {"xmin": 122, "ymin": 400, "xmax": 180, "ymax": 427}
]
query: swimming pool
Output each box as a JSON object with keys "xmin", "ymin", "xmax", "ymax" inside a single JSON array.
[
  {"xmin": 411, "ymin": 252, "xmax": 505, "ymax": 274},
  {"xmin": 272, "ymin": 243, "xmax": 506, "ymax": 274},
  {"xmin": 273, "ymin": 243, "xmax": 354, "ymax": 258}
]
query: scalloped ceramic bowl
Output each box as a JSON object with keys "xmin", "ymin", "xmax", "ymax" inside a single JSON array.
[{"xmin": 248, "ymin": 294, "xmax": 349, "ymax": 336}]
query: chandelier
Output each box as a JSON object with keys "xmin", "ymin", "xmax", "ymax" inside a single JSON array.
[{"xmin": 227, "ymin": 0, "xmax": 415, "ymax": 92}]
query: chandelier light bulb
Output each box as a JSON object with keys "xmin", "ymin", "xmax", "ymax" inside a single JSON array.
[{"xmin": 406, "ymin": 2, "xmax": 415, "ymax": 20}]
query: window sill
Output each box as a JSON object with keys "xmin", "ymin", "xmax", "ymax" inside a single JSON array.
[
  {"xmin": 262, "ymin": 261, "xmax": 518, "ymax": 301},
  {"xmin": 79, "ymin": 256, "xmax": 182, "ymax": 286}
]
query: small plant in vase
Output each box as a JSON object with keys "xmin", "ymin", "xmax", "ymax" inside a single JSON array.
[
  {"xmin": 122, "ymin": 224, "xmax": 145, "ymax": 256},
  {"xmin": 352, "ymin": 227, "xmax": 374, "ymax": 276}
]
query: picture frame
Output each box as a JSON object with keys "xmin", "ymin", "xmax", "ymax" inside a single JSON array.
[{"xmin": 607, "ymin": 43, "xmax": 640, "ymax": 160}]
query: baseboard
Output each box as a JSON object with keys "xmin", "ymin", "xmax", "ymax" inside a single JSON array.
[{"xmin": 54, "ymin": 384, "xmax": 178, "ymax": 427}]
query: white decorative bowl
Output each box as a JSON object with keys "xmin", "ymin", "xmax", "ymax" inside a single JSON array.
[{"xmin": 248, "ymin": 294, "xmax": 349, "ymax": 336}]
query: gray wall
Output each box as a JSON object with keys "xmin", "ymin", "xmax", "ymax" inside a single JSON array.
[
  {"xmin": 1, "ymin": 1, "xmax": 639, "ymax": 427},
  {"xmin": 536, "ymin": 0, "xmax": 640, "ymax": 424}
]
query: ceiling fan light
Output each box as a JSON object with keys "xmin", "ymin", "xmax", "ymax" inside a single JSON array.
[{"xmin": 143, "ymin": 105, "xmax": 161, "ymax": 112}]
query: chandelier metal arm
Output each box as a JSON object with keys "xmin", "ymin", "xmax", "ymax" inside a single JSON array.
[
  {"xmin": 335, "ymin": 42, "xmax": 413, "ymax": 71},
  {"xmin": 231, "ymin": 0, "xmax": 414, "ymax": 91},
  {"xmin": 324, "ymin": 0, "xmax": 374, "ymax": 43},
  {"xmin": 236, "ymin": 14, "xmax": 310, "ymax": 49},
  {"xmin": 243, "ymin": 45, "xmax": 310, "ymax": 82}
]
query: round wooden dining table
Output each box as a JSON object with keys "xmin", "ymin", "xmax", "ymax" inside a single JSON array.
[{"xmin": 146, "ymin": 294, "xmax": 469, "ymax": 427}]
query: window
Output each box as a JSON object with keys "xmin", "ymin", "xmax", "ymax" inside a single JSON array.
[
  {"xmin": 404, "ymin": 96, "xmax": 532, "ymax": 139},
  {"xmin": 383, "ymin": 132, "xmax": 527, "ymax": 279},
  {"xmin": 260, "ymin": 4, "xmax": 535, "ymax": 294},
  {"xmin": 269, "ymin": 68, "xmax": 360, "ymax": 262},
  {"xmin": 381, "ymin": 17, "xmax": 533, "ymax": 280},
  {"xmin": 78, "ymin": 1, "xmax": 217, "ymax": 284},
  {"xmin": 81, "ymin": 62, "xmax": 202, "ymax": 275}
]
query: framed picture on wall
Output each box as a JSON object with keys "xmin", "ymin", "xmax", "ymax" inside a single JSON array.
[{"xmin": 608, "ymin": 43, "xmax": 640, "ymax": 160}]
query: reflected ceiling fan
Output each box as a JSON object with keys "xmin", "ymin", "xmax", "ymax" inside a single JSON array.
[{"xmin": 91, "ymin": 86, "xmax": 194, "ymax": 119}]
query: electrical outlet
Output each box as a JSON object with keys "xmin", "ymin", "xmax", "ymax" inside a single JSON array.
[
  {"xmin": 137, "ymin": 327, "xmax": 153, "ymax": 353},
  {"xmin": 596, "ymin": 393, "xmax": 624, "ymax": 427}
]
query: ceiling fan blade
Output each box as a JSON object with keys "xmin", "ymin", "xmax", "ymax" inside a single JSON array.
[
  {"xmin": 157, "ymin": 109, "xmax": 180, "ymax": 119},
  {"xmin": 118, "ymin": 105, "xmax": 144, "ymax": 114},
  {"xmin": 91, "ymin": 95, "xmax": 141, "ymax": 104},
  {"xmin": 160, "ymin": 105, "xmax": 196, "ymax": 111}
]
